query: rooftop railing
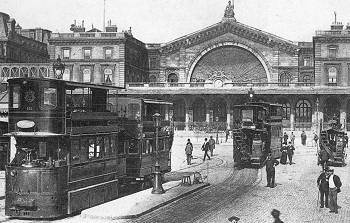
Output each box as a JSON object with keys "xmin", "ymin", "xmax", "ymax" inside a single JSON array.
[{"xmin": 315, "ymin": 30, "xmax": 350, "ymax": 36}]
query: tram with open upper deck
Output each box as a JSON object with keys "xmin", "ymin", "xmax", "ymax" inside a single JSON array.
[
  {"xmin": 4, "ymin": 77, "xmax": 173, "ymax": 219},
  {"xmin": 232, "ymin": 102, "xmax": 283, "ymax": 168}
]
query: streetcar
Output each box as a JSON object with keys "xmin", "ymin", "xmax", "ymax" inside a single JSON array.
[
  {"xmin": 318, "ymin": 120, "xmax": 347, "ymax": 167},
  {"xmin": 4, "ymin": 77, "xmax": 174, "ymax": 218},
  {"xmin": 110, "ymin": 97, "xmax": 173, "ymax": 188},
  {"xmin": 232, "ymin": 102, "xmax": 283, "ymax": 168}
]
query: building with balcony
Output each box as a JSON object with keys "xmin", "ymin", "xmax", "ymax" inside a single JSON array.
[{"xmin": 0, "ymin": 1, "xmax": 350, "ymax": 131}]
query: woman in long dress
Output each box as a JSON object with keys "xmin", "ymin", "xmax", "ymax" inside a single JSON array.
[{"xmin": 280, "ymin": 143, "xmax": 288, "ymax": 164}]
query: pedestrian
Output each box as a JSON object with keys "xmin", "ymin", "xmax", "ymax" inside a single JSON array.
[
  {"xmin": 287, "ymin": 141, "xmax": 295, "ymax": 165},
  {"xmin": 202, "ymin": 138, "xmax": 210, "ymax": 161},
  {"xmin": 263, "ymin": 152, "xmax": 279, "ymax": 188},
  {"xmin": 290, "ymin": 132, "xmax": 295, "ymax": 146},
  {"xmin": 318, "ymin": 148, "xmax": 329, "ymax": 171},
  {"xmin": 279, "ymin": 143, "xmax": 288, "ymax": 165},
  {"xmin": 317, "ymin": 167, "xmax": 330, "ymax": 208},
  {"xmin": 185, "ymin": 138, "xmax": 193, "ymax": 165},
  {"xmin": 328, "ymin": 169, "xmax": 342, "ymax": 214},
  {"xmin": 313, "ymin": 132, "xmax": 319, "ymax": 147},
  {"xmin": 271, "ymin": 209, "xmax": 284, "ymax": 223},
  {"xmin": 283, "ymin": 132, "xmax": 288, "ymax": 145},
  {"xmin": 225, "ymin": 129, "xmax": 230, "ymax": 142},
  {"xmin": 301, "ymin": 131, "xmax": 307, "ymax": 146},
  {"xmin": 208, "ymin": 135, "xmax": 215, "ymax": 156}
]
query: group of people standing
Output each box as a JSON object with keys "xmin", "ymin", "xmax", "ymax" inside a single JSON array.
[
  {"xmin": 184, "ymin": 136, "xmax": 216, "ymax": 165},
  {"xmin": 280, "ymin": 132, "xmax": 295, "ymax": 165}
]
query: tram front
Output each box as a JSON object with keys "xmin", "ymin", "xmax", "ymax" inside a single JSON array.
[{"xmin": 5, "ymin": 78, "xmax": 68, "ymax": 218}]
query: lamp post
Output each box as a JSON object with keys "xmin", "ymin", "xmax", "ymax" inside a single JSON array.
[
  {"xmin": 152, "ymin": 113, "xmax": 165, "ymax": 194},
  {"xmin": 53, "ymin": 56, "xmax": 65, "ymax": 79},
  {"xmin": 316, "ymin": 94, "xmax": 319, "ymax": 151},
  {"xmin": 248, "ymin": 87, "xmax": 254, "ymax": 102},
  {"xmin": 215, "ymin": 116, "xmax": 219, "ymax": 144}
]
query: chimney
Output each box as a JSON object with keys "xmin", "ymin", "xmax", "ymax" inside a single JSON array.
[
  {"xmin": 346, "ymin": 23, "xmax": 350, "ymax": 30},
  {"xmin": 6, "ymin": 18, "xmax": 16, "ymax": 35},
  {"xmin": 15, "ymin": 23, "xmax": 22, "ymax": 34},
  {"xmin": 0, "ymin": 12, "xmax": 10, "ymax": 38},
  {"xmin": 105, "ymin": 19, "xmax": 117, "ymax": 32},
  {"xmin": 82, "ymin": 20, "xmax": 84, "ymax": 28}
]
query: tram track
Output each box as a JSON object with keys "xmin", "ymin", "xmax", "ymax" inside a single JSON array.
[{"xmin": 125, "ymin": 159, "xmax": 261, "ymax": 223}]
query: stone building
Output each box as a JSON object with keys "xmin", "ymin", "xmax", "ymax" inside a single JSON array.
[
  {"xmin": 0, "ymin": 12, "xmax": 49, "ymax": 63},
  {"xmin": 1, "ymin": 1, "xmax": 350, "ymax": 131}
]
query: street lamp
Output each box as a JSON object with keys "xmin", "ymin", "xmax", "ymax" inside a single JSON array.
[
  {"xmin": 53, "ymin": 56, "xmax": 65, "ymax": 79},
  {"xmin": 215, "ymin": 116, "xmax": 219, "ymax": 144},
  {"xmin": 316, "ymin": 94, "xmax": 319, "ymax": 151},
  {"xmin": 152, "ymin": 113, "xmax": 165, "ymax": 194},
  {"xmin": 248, "ymin": 87, "xmax": 254, "ymax": 102}
]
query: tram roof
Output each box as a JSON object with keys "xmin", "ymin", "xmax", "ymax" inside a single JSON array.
[{"xmin": 8, "ymin": 78, "xmax": 124, "ymax": 91}]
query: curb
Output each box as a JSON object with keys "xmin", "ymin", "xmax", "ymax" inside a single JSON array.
[{"xmin": 83, "ymin": 183, "xmax": 210, "ymax": 220}]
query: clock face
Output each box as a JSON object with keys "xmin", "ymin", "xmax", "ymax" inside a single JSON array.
[{"xmin": 24, "ymin": 90, "xmax": 36, "ymax": 103}]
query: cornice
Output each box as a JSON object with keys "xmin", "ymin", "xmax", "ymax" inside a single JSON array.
[
  {"xmin": 161, "ymin": 21, "xmax": 298, "ymax": 55},
  {"xmin": 314, "ymin": 36, "xmax": 350, "ymax": 43},
  {"xmin": 49, "ymin": 38, "xmax": 126, "ymax": 46},
  {"xmin": 315, "ymin": 57, "xmax": 350, "ymax": 62}
]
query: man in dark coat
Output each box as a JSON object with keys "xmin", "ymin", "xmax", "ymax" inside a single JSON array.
[
  {"xmin": 263, "ymin": 152, "xmax": 279, "ymax": 188},
  {"xmin": 208, "ymin": 136, "xmax": 215, "ymax": 156},
  {"xmin": 283, "ymin": 132, "xmax": 288, "ymax": 145},
  {"xmin": 202, "ymin": 138, "xmax": 210, "ymax": 161},
  {"xmin": 317, "ymin": 169, "xmax": 329, "ymax": 208},
  {"xmin": 319, "ymin": 148, "xmax": 329, "ymax": 170},
  {"xmin": 287, "ymin": 141, "xmax": 295, "ymax": 165},
  {"xmin": 185, "ymin": 139, "xmax": 193, "ymax": 165},
  {"xmin": 271, "ymin": 209, "xmax": 284, "ymax": 223},
  {"xmin": 328, "ymin": 169, "xmax": 342, "ymax": 214},
  {"xmin": 301, "ymin": 131, "xmax": 307, "ymax": 146}
]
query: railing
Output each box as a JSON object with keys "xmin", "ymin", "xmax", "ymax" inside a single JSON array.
[
  {"xmin": 126, "ymin": 82, "xmax": 317, "ymax": 88},
  {"xmin": 51, "ymin": 32, "xmax": 126, "ymax": 39},
  {"xmin": 315, "ymin": 30, "xmax": 350, "ymax": 36}
]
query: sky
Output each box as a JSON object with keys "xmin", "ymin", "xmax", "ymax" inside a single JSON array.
[{"xmin": 1, "ymin": 0, "xmax": 350, "ymax": 43}]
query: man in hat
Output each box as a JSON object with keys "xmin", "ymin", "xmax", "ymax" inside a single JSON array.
[
  {"xmin": 328, "ymin": 169, "xmax": 342, "ymax": 213},
  {"xmin": 263, "ymin": 152, "xmax": 279, "ymax": 188},
  {"xmin": 287, "ymin": 141, "xmax": 295, "ymax": 165},
  {"xmin": 271, "ymin": 209, "xmax": 284, "ymax": 223},
  {"xmin": 317, "ymin": 167, "xmax": 329, "ymax": 208}
]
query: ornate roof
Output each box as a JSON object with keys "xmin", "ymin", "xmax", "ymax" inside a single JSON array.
[{"xmin": 161, "ymin": 16, "xmax": 298, "ymax": 55}]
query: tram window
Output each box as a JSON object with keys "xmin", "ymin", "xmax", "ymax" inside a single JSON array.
[
  {"xmin": 104, "ymin": 137, "xmax": 110, "ymax": 156},
  {"xmin": 164, "ymin": 138, "xmax": 169, "ymax": 151},
  {"xmin": 148, "ymin": 140, "xmax": 154, "ymax": 153},
  {"xmin": 110, "ymin": 136, "xmax": 116, "ymax": 154},
  {"xmin": 40, "ymin": 87, "xmax": 57, "ymax": 110},
  {"xmin": 128, "ymin": 140, "xmax": 138, "ymax": 154},
  {"xmin": 96, "ymin": 137, "xmax": 103, "ymax": 157},
  {"xmin": 242, "ymin": 110, "xmax": 253, "ymax": 122},
  {"xmin": 71, "ymin": 139, "xmax": 80, "ymax": 162},
  {"xmin": 158, "ymin": 139, "xmax": 164, "ymax": 151},
  {"xmin": 88, "ymin": 138, "xmax": 95, "ymax": 159},
  {"xmin": 117, "ymin": 141, "xmax": 125, "ymax": 154},
  {"xmin": 142, "ymin": 140, "xmax": 148, "ymax": 154},
  {"xmin": 38, "ymin": 142, "xmax": 46, "ymax": 158},
  {"xmin": 12, "ymin": 85, "xmax": 20, "ymax": 109}
]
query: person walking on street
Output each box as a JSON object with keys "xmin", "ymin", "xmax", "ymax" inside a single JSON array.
[
  {"xmin": 263, "ymin": 152, "xmax": 279, "ymax": 188},
  {"xmin": 301, "ymin": 131, "xmax": 307, "ymax": 146},
  {"xmin": 328, "ymin": 169, "xmax": 342, "ymax": 214},
  {"xmin": 271, "ymin": 209, "xmax": 284, "ymax": 223},
  {"xmin": 208, "ymin": 136, "xmax": 215, "ymax": 156},
  {"xmin": 283, "ymin": 132, "xmax": 288, "ymax": 145},
  {"xmin": 313, "ymin": 132, "xmax": 319, "ymax": 148},
  {"xmin": 225, "ymin": 129, "xmax": 230, "ymax": 142},
  {"xmin": 202, "ymin": 138, "xmax": 210, "ymax": 161},
  {"xmin": 317, "ymin": 168, "xmax": 329, "ymax": 208},
  {"xmin": 287, "ymin": 141, "xmax": 295, "ymax": 165},
  {"xmin": 290, "ymin": 132, "xmax": 295, "ymax": 146},
  {"xmin": 185, "ymin": 139, "xmax": 193, "ymax": 165},
  {"xmin": 318, "ymin": 147, "xmax": 329, "ymax": 171}
]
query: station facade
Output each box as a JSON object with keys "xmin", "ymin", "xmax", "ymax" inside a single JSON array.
[{"xmin": 1, "ymin": 1, "xmax": 350, "ymax": 131}]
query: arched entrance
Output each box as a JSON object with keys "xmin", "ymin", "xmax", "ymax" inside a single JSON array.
[
  {"xmin": 324, "ymin": 97, "xmax": 340, "ymax": 122},
  {"xmin": 295, "ymin": 99, "xmax": 312, "ymax": 129},
  {"xmin": 173, "ymin": 99, "xmax": 186, "ymax": 130},
  {"xmin": 212, "ymin": 98, "xmax": 227, "ymax": 122},
  {"xmin": 192, "ymin": 98, "xmax": 206, "ymax": 122},
  {"xmin": 277, "ymin": 98, "xmax": 291, "ymax": 128}
]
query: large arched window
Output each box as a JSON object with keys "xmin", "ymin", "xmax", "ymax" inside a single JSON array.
[
  {"xmin": 277, "ymin": 99, "xmax": 291, "ymax": 120},
  {"xmin": 279, "ymin": 72, "xmax": 291, "ymax": 86},
  {"xmin": 295, "ymin": 99, "xmax": 312, "ymax": 123},
  {"xmin": 192, "ymin": 98, "xmax": 206, "ymax": 122},
  {"xmin": 324, "ymin": 97, "xmax": 340, "ymax": 122},
  {"xmin": 173, "ymin": 99, "xmax": 185, "ymax": 122}
]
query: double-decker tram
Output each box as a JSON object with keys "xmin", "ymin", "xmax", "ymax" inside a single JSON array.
[
  {"xmin": 111, "ymin": 97, "xmax": 173, "ymax": 188},
  {"xmin": 232, "ymin": 102, "xmax": 283, "ymax": 168},
  {"xmin": 5, "ymin": 77, "xmax": 127, "ymax": 218}
]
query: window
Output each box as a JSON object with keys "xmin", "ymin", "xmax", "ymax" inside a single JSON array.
[
  {"xmin": 63, "ymin": 49, "xmax": 70, "ymax": 59},
  {"xmin": 83, "ymin": 48, "xmax": 91, "ymax": 60},
  {"xmin": 40, "ymin": 87, "xmax": 57, "ymax": 110},
  {"xmin": 279, "ymin": 72, "xmax": 291, "ymax": 86},
  {"xmin": 82, "ymin": 68, "xmax": 91, "ymax": 83},
  {"xmin": 296, "ymin": 99, "xmax": 312, "ymax": 123},
  {"xmin": 128, "ymin": 139, "xmax": 138, "ymax": 154},
  {"xmin": 104, "ymin": 48, "xmax": 112, "ymax": 59},
  {"xmin": 328, "ymin": 67, "xmax": 337, "ymax": 84},
  {"xmin": 104, "ymin": 137, "xmax": 110, "ymax": 155},
  {"xmin": 328, "ymin": 46, "xmax": 337, "ymax": 58},
  {"xmin": 104, "ymin": 68, "xmax": 113, "ymax": 84},
  {"xmin": 303, "ymin": 57, "xmax": 311, "ymax": 66},
  {"xmin": 63, "ymin": 69, "xmax": 70, "ymax": 81},
  {"xmin": 88, "ymin": 138, "xmax": 95, "ymax": 159},
  {"xmin": 12, "ymin": 85, "xmax": 20, "ymax": 109},
  {"xmin": 149, "ymin": 75, "xmax": 157, "ymax": 82}
]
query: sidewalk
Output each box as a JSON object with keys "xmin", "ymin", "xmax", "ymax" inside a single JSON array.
[{"xmin": 81, "ymin": 181, "xmax": 209, "ymax": 220}]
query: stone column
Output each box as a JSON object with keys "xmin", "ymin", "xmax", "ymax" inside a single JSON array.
[{"xmin": 185, "ymin": 106, "xmax": 190, "ymax": 131}]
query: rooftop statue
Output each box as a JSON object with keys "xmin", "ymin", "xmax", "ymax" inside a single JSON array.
[{"xmin": 224, "ymin": 0, "xmax": 235, "ymax": 19}]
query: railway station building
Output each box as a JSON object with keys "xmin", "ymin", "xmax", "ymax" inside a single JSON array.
[{"xmin": 1, "ymin": 1, "xmax": 350, "ymax": 132}]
